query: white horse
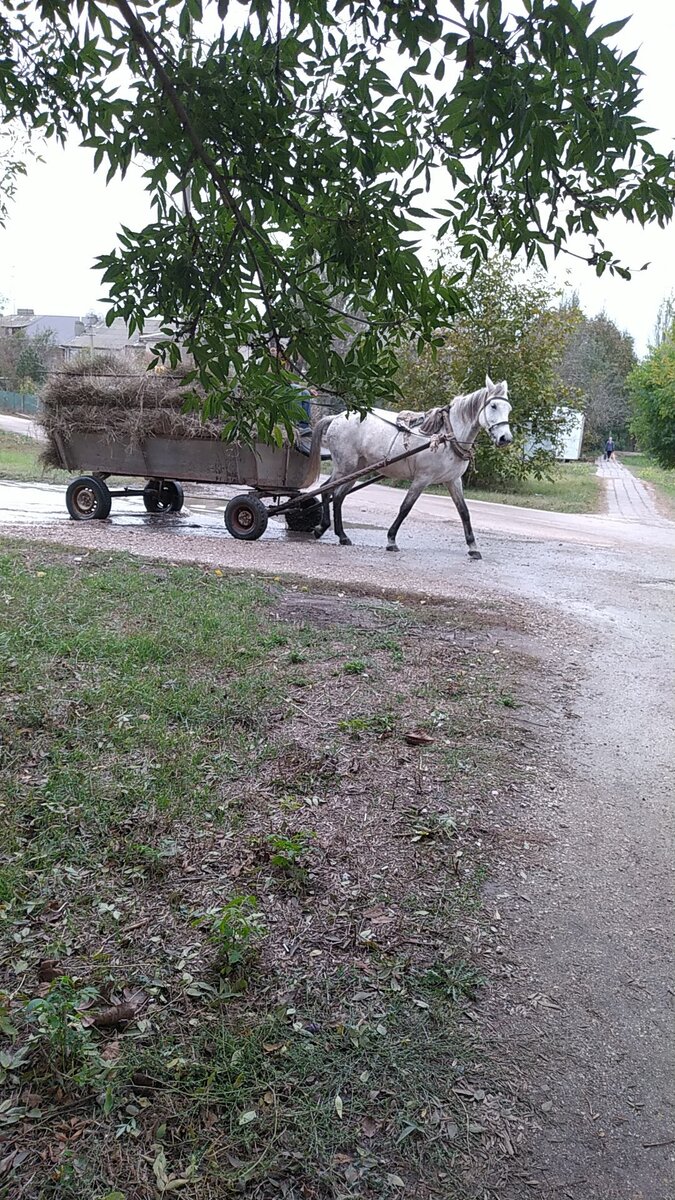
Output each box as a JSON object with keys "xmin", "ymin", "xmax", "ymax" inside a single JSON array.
[{"xmin": 303, "ymin": 376, "xmax": 513, "ymax": 558}]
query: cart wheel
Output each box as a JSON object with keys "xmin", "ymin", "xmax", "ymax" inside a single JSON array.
[
  {"xmin": 66, "ymin": 476, "xmax": 112, "ymax": 521},
  {"xmin": 224, "ymin": 494, "xmax": 269, "ymax": 540},
  {"xmin": 285, "ymin": 499, "xmax": 324, "ymax": 532},
  {"xmin": 143, "ymin": 479, "xmax": 185, "ymax": 513}
]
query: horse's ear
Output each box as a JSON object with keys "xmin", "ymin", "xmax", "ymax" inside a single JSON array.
[
  {"xmin": 501, "ymin": 380, "xmax": 508, "ymax": 395},
  {"xmin": 485, "ymin": 373, "xmax": 495, "ymax": 390}
]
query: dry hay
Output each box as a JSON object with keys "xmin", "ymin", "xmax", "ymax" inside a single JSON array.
[{"xmin": 40, "ymin": 356, "xmax": 227, "ymax": 468}]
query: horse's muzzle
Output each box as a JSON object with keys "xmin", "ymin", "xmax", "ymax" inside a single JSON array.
[{"xmin": 497, "ymin": 431, "xmax": 513, "ymax": 446}]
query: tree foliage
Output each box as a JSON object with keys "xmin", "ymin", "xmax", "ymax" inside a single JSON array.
[
  {"xmin": 396, "ymin": 255, "xmax": 580, "ymax": 484},
  {"xmin": 628, "ymin": 336, "xmax": 675, "ymax": 469},
  {"xmin": 1, "ymin": 0, "xmax": 673, "ymax": 438},
  {"xmin": 0, "ymin": 329, "xmax": 56, "ymax": 392},
  {"xmin": 559, "ymin": 308, "xmax": 636, "ymax": 450},
  {"xmin": 651, "ymin": 292, "xmax": 675, "ymax": 349}
]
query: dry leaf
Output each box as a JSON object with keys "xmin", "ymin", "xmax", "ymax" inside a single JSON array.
[
  {"xmin": 403, "ymin": 730, "xmax": 434, "ymax": 746},
  {"xmin": 386, "ymin": 1174, "xmax": 405, "ymax": 1187},
  {"xmin": 152, "ymin": 1148, "xmax": 169, "ymax": 1191},
  {"xmin": 38, "ymin": 960, "xmax": 63, "ymax": 983},
  {"xmin": 238, "ymin": 1110, "xmax": 257, "ymax": 1125},
  {"xmin": 334, "ymin": 1094, "xmax": 343, "ymax": 1119},
  {"xmin": 84, "ymin": 990, "xmax": 147, "ymax": 1029},
  {"xmin": 361, "ymin": 1116, "xmax": 378, "ymax": 1138}
]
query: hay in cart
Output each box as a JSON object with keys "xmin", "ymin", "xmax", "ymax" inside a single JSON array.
[{"xmin": 39, "ymin": 356, "xmax": 222, "ymax": 469}]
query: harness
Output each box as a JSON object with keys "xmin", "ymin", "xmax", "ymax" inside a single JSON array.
[{"xmin": 376, "ymin": 396, "xmax": 509, "ymax": 463}]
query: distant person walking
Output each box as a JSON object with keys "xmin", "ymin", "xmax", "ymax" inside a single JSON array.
[{"xmin": 605, "ymin": 435, "xmax": 616, "ymax": 461}]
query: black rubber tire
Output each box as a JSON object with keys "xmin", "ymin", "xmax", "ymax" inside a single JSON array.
[
  {"xmin": 224, "ymin": 494, "xmax": 269, "ymax": 540},
  {"xmin": 66, "ymin": 475, "xmax": 112, "ymax": 521},
  {"xmin": 143, "ymin": 479, "xmax": 185, "ymax": 513},
  {"xmin": 285, "ymin": 499, "xmax": 324, "ymax": 532}
]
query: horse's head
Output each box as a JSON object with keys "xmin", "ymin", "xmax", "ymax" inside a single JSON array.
[{"xmin": 480, "ymin": 375, "xmax": 513, "ymax": 446}]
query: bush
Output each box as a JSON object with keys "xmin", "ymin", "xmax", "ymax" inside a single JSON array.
[{"xmin": 628, "ymin": 338, "xmax": 675, "ymax": 469}]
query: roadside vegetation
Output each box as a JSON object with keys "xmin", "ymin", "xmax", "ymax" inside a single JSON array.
[
  {"xmin": 465, "ymin": 461, "xmax": 601, "ymax": 513},
  {"xmin": 619, "ymin": 453, "xmax": 675, "ymax": 518},
  {"xmin": 0, "ymin": 429, "xmax": 68, "ymax": 484},
  {"xmin": 378, "ymin": 460, "xmax": 602, "ymax": 514},
  {"xmin": 0, "ymin": 543, "xmax": 540, "ymax": 1199}
]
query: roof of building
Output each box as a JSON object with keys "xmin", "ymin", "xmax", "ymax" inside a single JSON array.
[
  {"xmin": 0, "ymin": 312, "xmax": 81, "ymax": 342},
  {"xmin": 64, "ymin": 317, "xmax": 166, "ymax": 352}
]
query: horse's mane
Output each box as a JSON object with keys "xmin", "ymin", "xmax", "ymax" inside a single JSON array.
[{"xmin": 405, "ymin": 385, "xmax": 489, "ymax": 435}]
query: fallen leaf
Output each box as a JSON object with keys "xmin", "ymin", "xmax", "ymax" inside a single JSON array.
[
  {"xmin": 152, "ymin": 1148, "xmax": 169, "ymax": 1191},
  {"xmin": 238, "ymin": 1110, "xmax": 257, "ymax": 1126},
  {"xmin": 361, "ymin": 1116, "xmax": 378, "ymax": 1138},
  {"xmin": 335, "ymin": 1094, "xmax": 343, "ymax": 1119},
  {"xmin": 403, "ymin": 730, "xmax": 435, "ymax": 746},
  {"xmin": 386, "ymin": 1174, "xmax": 405, "ymax": 1187},
  {"xmin": 0, "ymin": 1149, "xmax": 29, "ymax": 1176},
  {"xmin": 38, "ymin": 960, "xmax": 63, "ymax": 983},
  {"xmin": 83, "ymin": 990, "xmax": 147, "ymax": 1029}
]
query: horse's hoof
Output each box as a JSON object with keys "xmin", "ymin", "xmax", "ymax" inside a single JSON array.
[
  {"xmin": 468, "ymin": 550, "xmax": 482, "ymax": 560},
  {"xmin": 339, "ymin": 537, "xmax": 352, "ymax": 546},
  {"xmin": 386, "ymin": 543, "xmax": 399, "ymax": 553},
  {"xmin": 314, "ymin": 526, "xmax": 325, "ymax": 540}
]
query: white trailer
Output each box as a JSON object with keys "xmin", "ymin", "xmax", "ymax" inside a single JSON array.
[{"xmin": 524, "ymin": 407, "xmax": 585, "ymax": 461}]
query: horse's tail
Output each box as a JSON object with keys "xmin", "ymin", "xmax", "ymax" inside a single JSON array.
[{"xmin": 302, "ymin": 415, "xmax": 334, "ymax": 487}]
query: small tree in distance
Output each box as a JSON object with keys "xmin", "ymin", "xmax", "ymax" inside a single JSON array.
[
  {"xmin": 628, "ymin": 334, "xmax": 675, "ymax": 469},
  {"xmin": 395, "ymin": 255, "xmax": 581, "ymax": 486},
  {"xmin": 559, "ymin": 310, "xmax": 637, "ymax": 452}
]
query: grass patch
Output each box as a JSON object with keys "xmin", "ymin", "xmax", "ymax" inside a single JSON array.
[
  {"xmin": 0, "ymin": 429, "xmax": 71, "ymax": 484},
  {"xmin": 465, "ymin": 461, "xmax": 602, "ymax": 513},
  {"xmin": 0, "ymin": 543, "xmax": 530, "ymax": 1198},
  {"xmin": 619, "ymin": 453, "xmax": 675, "ymax": 518}
]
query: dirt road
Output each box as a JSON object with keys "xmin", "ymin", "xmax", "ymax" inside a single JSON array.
[{"xmin": 1, "ymin": 461, "xmax": 673, "ymax": 1198}]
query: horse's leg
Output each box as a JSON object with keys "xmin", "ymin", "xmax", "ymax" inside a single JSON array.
[
  {"xmin": 386, "ymin": 481, "xmax": 424, "ymax": 551},
  {"xmin": 314, "ymin": 476, "xmax": 334, "ymax": 539},
  {"xmin": 447, "ymin": 478, "xmax": 481, "ymax": 560},
  {"xmin": 333, "ymin": 484, "xmax": 353, "ymax": 546}
]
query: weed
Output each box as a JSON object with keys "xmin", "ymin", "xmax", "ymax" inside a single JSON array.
[
  {"xmin": 265, "ymin": 830, "xmax": 313, "ymax": 888},
  {"xmin": 338, "ymin": 712, "xmax": 393, "ymax": 736},
  {"xmin": 399, "ymin": 807, "xmax": 457, "ymax": 842},
  {"xmin": 500, "ymin": 692, "xmax": 518, "ymax": 708},
  {"xmin": 421, "ymin": 961, "xmax": 484, "ymax": 1003},
  {"xmin": 23, "ymin": 978, "xmax": 105, "ymax": 1087},
  {"xmin": 343, "ymin": 659, "xmax": 367, "ymax": 675},
  {"xmin": 201, "ymin": 895, "xmax": 267, "ymax": 978}
]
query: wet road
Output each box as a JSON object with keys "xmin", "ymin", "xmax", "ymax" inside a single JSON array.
[{"xmin": 0, "ymin": 469, "xmax": 672, "ymax": 557}]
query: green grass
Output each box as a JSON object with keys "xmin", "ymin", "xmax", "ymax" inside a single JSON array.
[
  {"xmin": 464, "ymin": 460, "xmax": 602, "ymax": 513},
  {"xmin": 619, "ymin": 453, "xmax": 675, "ymax": 518},
  {"xmin": 0, "ymin": 543, "xmax": 523, "ymax": 1199},
  {"xmin": 0, "ymin": 428, "xmax": 70, "ymax": 483}
]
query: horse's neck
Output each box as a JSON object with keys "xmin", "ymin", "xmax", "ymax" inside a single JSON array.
[{"xmin": 449, "ymin": 388, "xmax": 485, "ymax": 443}]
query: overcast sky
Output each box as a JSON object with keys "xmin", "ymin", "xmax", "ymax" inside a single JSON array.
[{"xmin": 0, "ymin": 0, "xmax": 672, "ymax": 355}]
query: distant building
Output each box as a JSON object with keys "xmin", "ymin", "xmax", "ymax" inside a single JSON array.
[
  {"xmin": 62, "ymin": 316, "xmax": 166, "ymax": 360},
  {"xmin": 0, "ymin": 308, "xmax": 81, "ymax": 345}
]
